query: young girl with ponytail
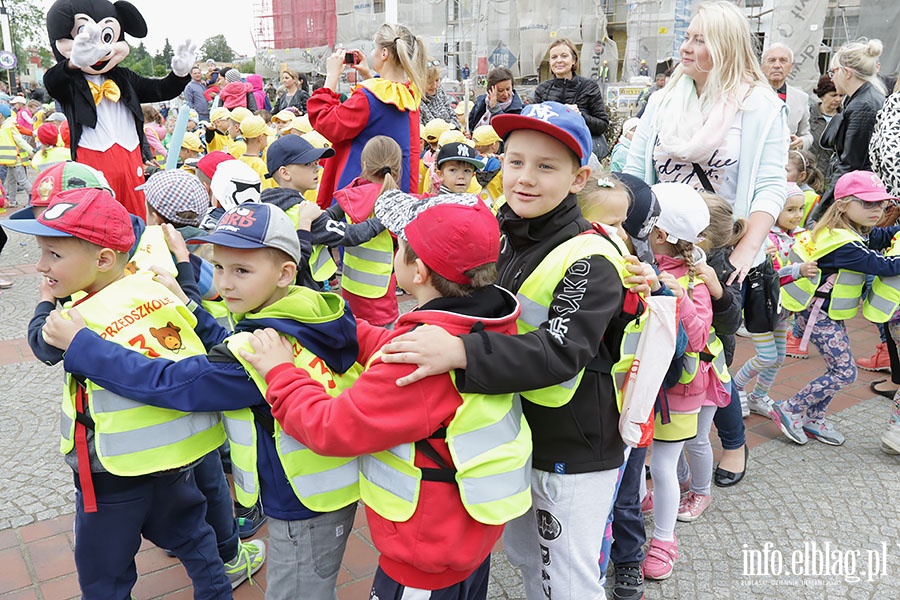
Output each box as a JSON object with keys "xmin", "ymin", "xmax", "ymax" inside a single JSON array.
[
  {"xmin": 309, "ymin": 22, "xmax": 428, "ymax": 209},
  {"xmin": 643, "ymin": 182, "xmax": 715, "ymax": 581},
  {"xmin": 332, "ymin": 135, "xmax": 404, "ymax": 327}
]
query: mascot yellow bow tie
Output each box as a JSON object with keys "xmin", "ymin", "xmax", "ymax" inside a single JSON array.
[{"xmin": 88, "ymin": 79, "xmax": 121, "ymax": 105}]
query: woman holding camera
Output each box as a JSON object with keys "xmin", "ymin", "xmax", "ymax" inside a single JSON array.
[{"xmin": 308, "ymin": 23, "xmax": 428, "ymax": 208}]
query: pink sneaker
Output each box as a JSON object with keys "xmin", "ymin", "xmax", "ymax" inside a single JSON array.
[
  {"xmin": 643, "ymin": 536, "xmax": 679, "ymax": 580},
  {"xmin": 640, "ymin": 490, "xmax": 653, "ymax": 514},
  {"xmin": 677, "ymin": 491, "xmax": 712, "ymax": 522}
]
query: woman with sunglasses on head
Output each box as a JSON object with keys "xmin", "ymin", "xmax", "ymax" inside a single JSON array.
[
  {"xmin": 419, "ymin": 59, "xmax": 457, "ymax": 127},
  {"xmin": 809, "ymin": 39, "xmax": 885, "ymax": 222},
  {"xmin": 533, "ymin": 38, "xmax": 610, "ymax": 158}
]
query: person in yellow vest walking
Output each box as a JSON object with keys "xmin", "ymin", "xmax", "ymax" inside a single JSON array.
[
  {"xmin": 6, "ymin": 190, "xmax": 232, "ymax": 599},
  {"xmin": 773, "ymin": 171, "xmax": 900, "ymax": 448},
  {"xmin": 40, "ymin": 202, "xmax": 362, "ymax": 600},
  {"xmin": 242, "ymin": 192, "xmax": 531, "ymax": 598},
  {"xmin": 0, "ymin": 103, "xmax": 34, "ymax": 207}
]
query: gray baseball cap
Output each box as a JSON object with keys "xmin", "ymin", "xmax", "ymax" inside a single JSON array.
[{"xmin": 188, "ymin": 202, "xmax": 301, "ymax": 264}]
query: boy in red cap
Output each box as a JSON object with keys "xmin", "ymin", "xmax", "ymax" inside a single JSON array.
[
  {"xmin": 2, "ymin": 189, "xmax": 232, "ymax": 599},
  {"xmin": 242, "ymin": 191, "xmax": 531, "ymax": 599},
  {"xmin": 376, "ymin": 102, "xmax": 646, "ymax": 598}
]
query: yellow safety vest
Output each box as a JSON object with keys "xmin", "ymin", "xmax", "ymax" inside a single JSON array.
[
  {"xmin": 863, "ymin": 231, "xmax": 900, "ymax": 323},
  {"xmin": 284, "ymin": 203, "xmax": 337, "ymax": 282},
  {"xmin": 673, "ymin": 275, "xmax": 730, "ymax": 385},
  {"xmin": 223, "ymin": 288, "xmax": 363, "ymax": 511},
  {"xmin": 516, "ymin": 231, "xmax": 636, "ymax": 407},
  {"xmin": 359, "ymin": 368, "xmax": 533, "ymax": 526},
  {"xmin": 0, "ymin": 123, "xmax": 19, "ymax": 165},
  {"xmin": 59, "ymin": 272, "xmax": 225, "ymax": 475},
  {"xmin": 128, "ymin": 225, "xmax": 178, "ymax": 277},
  {"xmin": 341, "ymin": 222, "xmax": 394, "ymax": 298},
  {"xmin": 780, "ymin": 229, "xmax": 866, "ymax": 320}
]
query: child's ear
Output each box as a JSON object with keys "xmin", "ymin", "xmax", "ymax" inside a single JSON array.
[
  {"xmin": 96, "ymin": 248, "xmax": 120, "ymax": 272},
  {"xmin": 414, "ymin": 259, "xmax": 431, "ymax": 285},
  {"xmin": 569, "ymin": 165, "xmax": 592, "ymax": 194},
  {"xmin": 278, "ymin": 262, "xmax": 298, "ymax": 287}
]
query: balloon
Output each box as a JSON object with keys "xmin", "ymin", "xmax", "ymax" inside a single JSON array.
[{"xmin": 164, "ymin": 105, "xmax": 190, "ymax": 170}]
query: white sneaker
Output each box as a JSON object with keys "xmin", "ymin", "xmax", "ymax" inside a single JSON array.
[
  {"xmin": 745, "ymin": 394, "xmax": 773, "ymax": 417},
  {"xmin": 736, "ymin": 325, "xmax": 751, "ymax": 338},
  {"xmin": 881, "ymin": 424, "xmax": 900, "ymax": 455},
  {"xmin": 225, "ymin": 539, "xmax": 266, "ymax": 589},
  {"xmin": 738, "ymin": 390, "xmax": 750, "ymax": 418}
]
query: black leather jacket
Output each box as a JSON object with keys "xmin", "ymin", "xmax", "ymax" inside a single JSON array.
[
  {"xmin": 812, "ymin": 81, "xmax": 885, "ymax": 220},
  {"xmin": 533, "ymin": 75, "xmax": 609, "ymax": 136}
]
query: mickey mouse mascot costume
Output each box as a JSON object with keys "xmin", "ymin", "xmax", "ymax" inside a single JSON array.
[{"xmin": 45, "ymin": 0, "xmax": 196, "ymax": 219}]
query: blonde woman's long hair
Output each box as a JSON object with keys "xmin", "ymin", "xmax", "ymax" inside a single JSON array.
[
  {"xmin": 374, "ymin": 23, "xmax": 429, "ymax": 97},
  {"xmin": 665, "ymin": 0, "xmax": 767, "ymax": 111}
]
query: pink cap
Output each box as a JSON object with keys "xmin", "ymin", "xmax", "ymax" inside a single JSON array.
[{"xmin": 834, "ymin": 171, "xmax": 897, "ymax": 202}]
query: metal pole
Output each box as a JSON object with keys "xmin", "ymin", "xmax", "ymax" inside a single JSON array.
[{"xmin": 0, "ymin": 0, "xmax": 12, "ymax": 91}]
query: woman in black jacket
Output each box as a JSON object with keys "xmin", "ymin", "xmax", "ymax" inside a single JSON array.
[
  {"xmin": 273, "ymin": 69, "xmax": 310, "ymax": 115},
  {"xmin": 811, "ymin": 39, "xmax": 886, "ymax": 220},
  {"xmin": 534, "ymin": 38, "xmax": 609, "ymax": 157}
]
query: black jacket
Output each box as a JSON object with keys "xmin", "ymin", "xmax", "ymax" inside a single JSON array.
[
  {"xmin": 808, "ymin": 101, "xmax": 837, "ymax": 181},
  {"xmin": 468, "ymin": 91, "xmax": 524, "ymax": 132},
  {"xmin": 812, "ymin": 81, "xmax": 885, "ymax": 220},
  {"xmin": 44, "ymin": 61, "xmax": 190, "ymax": 161},
  {"xmin": 273, "ymin": 89, "xmax": 310, "ymax": 115},
  {"xmin": 705, "ymin": 246, "xmax": 742, "ymax": 366},
  {"xmin": 456, "ymin": 195, "xmax": 626, "ymax": 473},
  {"xmin": 533, "ymin": 75, "xmax": 609, "ymax": 137}
]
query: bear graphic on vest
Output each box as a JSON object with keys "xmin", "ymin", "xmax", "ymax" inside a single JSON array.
[{"xmin": 149, "ymin": 322, "xmax": 183, "ymax": 352}]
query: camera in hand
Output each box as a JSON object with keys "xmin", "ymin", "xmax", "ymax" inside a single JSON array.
[{"xmin": 344, "ymin": 52, "xmax": 358, "ymax": 65}]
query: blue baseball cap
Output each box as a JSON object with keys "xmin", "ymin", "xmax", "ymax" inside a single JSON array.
[
  {"xmin": 0, "ymin": 104, "xmax": 10, "ymax": 119},
  {"xmin": 492, "ymin": 101, "xmax": 593, "ymax": 167},
  {"xmin": 188, "ymin": 202, "xmax": 301, "ymax": 264},
  {"xmin": 266, "ymin": 135, "xmax": 335, "ymax": 178}
]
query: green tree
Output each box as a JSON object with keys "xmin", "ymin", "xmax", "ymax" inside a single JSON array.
[
  {"xmin": 160, "ymin": 39, "xmax": 173, "ymax": 65},
  {"xmin": 235, "ymin": 58, "xmax": 256, "ymax": 75},
  {"xmin": 119, "ymin": 42, "xmax": 153, "ymax": 77},
  {"xmin": 5, "ymin": 0, "xmax": 46, "ymax": 78},
  {"xmin": 200, "ymin": 35, "xmax": 235, "ymax": 63}
]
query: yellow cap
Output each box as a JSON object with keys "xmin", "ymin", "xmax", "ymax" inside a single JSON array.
[
  {"xmin": 454, "ymin": 100, "xmax": 473, "ymax": 115},
  {"xmin": 438, "ymin": 129, "xmax": 468, "ymax": 147},
  {"xmin": 240, "ymin": 114, "xmax": 272, "ymax": 139},
  {"xmin": 301, "ymin": 130, "xmax": 331, "ymax": 149},
  {"xmin": 423, "ymin": 118, "xmax": 452, "ymax": 142},
  {"xmin": 290, "ymin": 115, "xmax": 313, "ymax": 134},
  {"xmin": 272, "ymin": 110, "xmax": 295, "ymax": 123},
  {"xmin": 472, "ymin": 125, "xmax": 501, "ymax": 146},
  {"xmin": 229, "ymin": 106, "xmax": 253, "ymax": 124},
  {"xmin": 181, "ymin": 131, "xmax": 203, "ymax": 152},
  {"xmin": 210, "ymin": 107, "xmax": 231, "ymax": 123}
]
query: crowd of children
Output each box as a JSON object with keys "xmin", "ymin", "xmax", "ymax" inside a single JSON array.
[{"xmin": 4, "ymin": 16, "xmax": 900, "ymax": 600}]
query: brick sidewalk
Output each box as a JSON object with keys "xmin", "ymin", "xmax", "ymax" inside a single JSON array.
[{"xmin": 1, "ymin": 240, "xmax": 892, "ymax": 598}]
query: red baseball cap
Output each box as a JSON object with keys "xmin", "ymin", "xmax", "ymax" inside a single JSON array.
[
  {"xmin": 374, "ymin": 190, "xmax": 499, "ymax": 284},
  {"xmin": 36, "ymin": 123, "xmax": 59, "ymax": 147},
  {"xmin": 2, "ymin": 188, "xmax": 135, "ymax": 252},
  {"xmin": 834, "ymin": 171, "xmax": 898, "ymax": 202},
  {"xmin": 30, "ymin": 162, "xmax": 112, "ymax": 207},
  {"xmin": 197, "ymin": 150, "xmax": 237, "ymax": 179}
]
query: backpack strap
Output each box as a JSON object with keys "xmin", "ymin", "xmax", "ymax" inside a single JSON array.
[{"xmin": 692, "ymin": 163, "xmax": 715, "ymax": 193}]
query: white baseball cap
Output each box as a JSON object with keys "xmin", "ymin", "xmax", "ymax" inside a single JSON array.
[{"xmin": 651, "ymin": 182, "xmax": 710, "ymax": 244}]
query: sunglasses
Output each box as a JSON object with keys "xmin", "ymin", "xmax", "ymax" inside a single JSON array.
[{"xmin": 851, "ymin": 198, "xmax": 889, "ymax": 209}]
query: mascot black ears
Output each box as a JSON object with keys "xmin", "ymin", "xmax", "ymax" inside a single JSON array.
[{"xmin": 47, "ymin": 0, "xmax": 147, "ymax": 68}]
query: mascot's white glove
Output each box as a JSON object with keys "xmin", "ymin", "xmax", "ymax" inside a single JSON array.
[
  {"xmin": 69, "ymin": 23, "xmax": 112, "ymax": 70},
  {"xmin": 171, "ymin": 39, "xmax": 197, "ymax": 77}
]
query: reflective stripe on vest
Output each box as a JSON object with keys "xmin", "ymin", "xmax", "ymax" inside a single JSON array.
[
  {"xmin": 864, "ymin": 232, "xmax": 900, "ymax": 322},
  {"xmin": 201, "ymin": 299, "xmax": 233, "ymax": 331},
  {"xmin": 285, "ymin": 204, "xmax": 338, "ymax": 282},
  {"xmin": 341, "ymin": 228, "xmax": 394, "ymax": 298},
  {"xmin": 59, "ymin": 272, "xmax": 225, "ymax": 475},
  {"xmin": 0, "ymin": 125, "xmax": 19, "ymax": 165},
  {"xmin": 226, "ymin": 327, "xmax": 363, "ymax": 511},
  {"xmin": 779, "ymin": 229, "xmax": 864, "ymax": 319},
  {"xmin": 516, "ymin": 232, "xmax": 631, "ymax": 407},
  {"xmin": 360, "ymin": 371, "xmax": 532, "ymax": 525},
  {"xmin": 221, "ymin": 409, "xmax": 258, "ymax": 506}
]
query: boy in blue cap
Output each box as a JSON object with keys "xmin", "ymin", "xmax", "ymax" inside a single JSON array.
[
  {"xmin": 42, "ymin": 202, "xmax": 363, "ymax": 600},
  {"xmin": 378, "ymin": 101, "xmax": 641, "ymax": 598}
]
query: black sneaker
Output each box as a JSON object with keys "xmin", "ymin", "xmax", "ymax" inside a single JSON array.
[
  {"xmin": 613, "ymin": 562, "xmax": 645, "ymax": 600},
  {"xmin": 235, "ymin": 500, "xmax": 267, "ymax": 539}
]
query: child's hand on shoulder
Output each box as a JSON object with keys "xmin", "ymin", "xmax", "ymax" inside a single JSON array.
[
  {"xmin": 799, "ymin": 260, "xmax": 818, "ymax": 278},
  {"xmin": 161, "ymin": 223, "xmax": 191, "ymax": 263},
  {"xmin": 150, "ymin": 265, "xmax": 189, "ymax": 304},
  {"xmin": 696, "ymin": 262, "xmax": 723, "ymax": 299},
  {"xmin": 657, "ymin": 271, "xmax": 683, "ymax": 298},
  {"xmin": 297, "ymin": 202, "xmax": 324, "ymax": 230},
  {"xmin": 241, "ymin": 328, "xmax": 295, "ymax": 381},
  {"xmin": 624, "ymin": 255, "xmax": 659, "ymax": 295},
  {"xmin": 42, "ymin": 308, "xmax": 86, "ymax": 351}
]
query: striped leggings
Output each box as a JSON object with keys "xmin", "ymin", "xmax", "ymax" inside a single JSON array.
[{"xmin": 733, "ymin": 316, "xmax": 788, "ymax": 400}]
